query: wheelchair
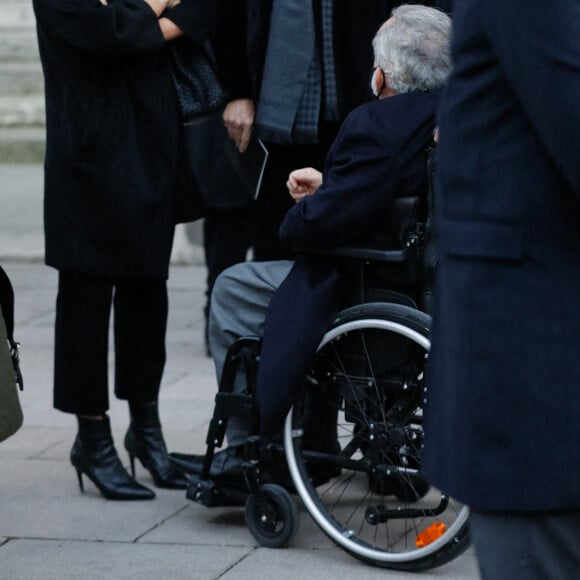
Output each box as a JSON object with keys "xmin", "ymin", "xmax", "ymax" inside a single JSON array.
[{"xmin": 183, "ymin": 150, "xmax": 470, "ymax": 571}]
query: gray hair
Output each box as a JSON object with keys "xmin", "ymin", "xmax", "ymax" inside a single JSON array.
[{"xmin": 372, "ymin": 4, "xmax": 452, "ymax": 94}]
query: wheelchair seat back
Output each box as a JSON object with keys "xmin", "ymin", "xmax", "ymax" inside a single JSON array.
[{"xmin": 334, "ymin": 146, "xmax": 438, "ymax": 314}]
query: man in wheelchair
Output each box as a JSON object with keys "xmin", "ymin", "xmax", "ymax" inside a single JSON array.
[{"xmin": 173, "ymin": 4, "xmax": 452, "ymax": 488}]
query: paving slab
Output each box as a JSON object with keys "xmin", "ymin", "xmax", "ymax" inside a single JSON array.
[
  {"xmin": 219, "ymin": 545, "xmax": 480, "ymax": 580},
  {"xmin": 0, "ymin": 257, "xmax": 481, "ymax": 578},
  {"xmin": 0, "ymin": 539, "xmax": 251, "ymax": 580},
  {"xmin": 0, "ymin": 458, "xmax": 192, "ymax": 541}
]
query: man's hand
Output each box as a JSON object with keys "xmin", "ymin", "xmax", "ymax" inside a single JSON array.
[
  {"xmin": 287, "ymin": 167, "xmax": 322, "ymax": 202},
  {"xmin": 166, "ymin": 0, "xmax": 181, "ymax": 8},
  {"xmin": 223, "ymin": 99, "xmax": 255, "ymax": 153}
]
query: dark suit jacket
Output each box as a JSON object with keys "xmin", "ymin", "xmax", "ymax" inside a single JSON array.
[
  {"xmin": 423, "ymin": 1, "xmax": 580, "ymax": 511},
  {"xmin": 33, "ymin": 0, "xmax": 214, "ymax": 278},
  {"xmin": 256, "ymin": 91, "xmax": 441, "ymax": 439}
]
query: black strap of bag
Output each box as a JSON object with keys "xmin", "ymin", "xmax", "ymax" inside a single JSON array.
[
  {"xmin": 168, "ymin": 38, "xmax": 230, "ymax": 123},
  {"xmin": 0, "ymin": 266, "xmax": 23, "ymax": 391}
]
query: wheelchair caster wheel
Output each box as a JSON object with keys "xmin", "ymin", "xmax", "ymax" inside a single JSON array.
[{"xmin": 245, "ymin": 483, "xmax": 299, "ymax": 548}]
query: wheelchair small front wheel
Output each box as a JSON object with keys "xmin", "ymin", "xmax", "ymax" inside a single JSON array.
[{"xmin": 245, "ymin": 484, "xmax": 299, "ymax": 548}]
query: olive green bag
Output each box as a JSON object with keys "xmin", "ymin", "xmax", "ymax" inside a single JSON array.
[{"xmin": 0, "ymin": 266, "xmax": 23, "ymax": 443}]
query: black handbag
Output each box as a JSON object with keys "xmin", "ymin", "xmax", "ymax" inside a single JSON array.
[
  {"xmin": 0, "ymin": 265, "xmax": 23, "ymax": 443},
  {"xmin": 168, "ymin": 38, "xmax": 229, "ymax": 123}
]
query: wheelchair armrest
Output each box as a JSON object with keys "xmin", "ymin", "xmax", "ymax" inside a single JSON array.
[{"xmin": 295, "ymin": 244, "xmax": 409, "ymax": 264}]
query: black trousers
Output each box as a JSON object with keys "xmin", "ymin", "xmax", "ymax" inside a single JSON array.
[
  {"xmin": 53, "ymin": 272, "xmax": 168, "ymax": 415},
  {"xmin": 471, "ymin": 509, "xmax": 580, "ymax": 580},
  {"xmin": 203, "ymin": 207, "xmax": 252, "ymax": 309}
]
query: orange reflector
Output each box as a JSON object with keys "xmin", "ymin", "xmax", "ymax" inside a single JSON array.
[{"xmin": 415, "ymin": 521, "xmax": 447, "ymax": 548}]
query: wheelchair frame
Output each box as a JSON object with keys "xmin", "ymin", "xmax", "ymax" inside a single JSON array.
[{"xmin": 185, "ymin": 148, "xmax": 471, "ymax": 570}]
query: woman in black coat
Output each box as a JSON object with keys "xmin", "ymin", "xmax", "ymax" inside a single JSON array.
[{"xmin": 33, "ymin": 0, "xmax": 213, "ymax": 500}]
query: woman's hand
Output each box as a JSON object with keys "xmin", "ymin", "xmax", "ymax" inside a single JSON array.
[
  {"xmin": 143, "ymin": 0, "xmax": 169, "ymax": 17},
  {"xmin": 159, "ymin": 17, "xmax": 182, "ymax": 40},
  {"xmin": 287, "ymin": 167, "xmax": 322, "ymax": 202},
  {"xmin": 223, "ymin": 99, "xmax": 255, "ymax": 153}
]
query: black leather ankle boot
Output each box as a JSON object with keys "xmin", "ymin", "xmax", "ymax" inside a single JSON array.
[
  {"xmin": 71, "ymin": 416, "xmax": 155, "ymax": 500},
  {"xmin": 124, "ymin": 401, "xmax": 189, "ymax": 489}
]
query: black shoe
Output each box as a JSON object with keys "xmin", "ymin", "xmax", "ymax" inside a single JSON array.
[
  {"xmin": 125, "ymin": 402, "xmax": 189, "ymax": 490},
  {"xmin": 300, "ymin": 441, "xmax": 342, "ymax": 488},
  {"xmin": 246, "ymin": 441, "xmax": 341, "ymax": 491},
  {"xmin": 168, "ymin": 451, "xmax": 204, "ymax": 475},
  {"xmin": 307, "ymin": 462, "xmax": 342, "ymax": 487},
  {"xmin": 368, "ymin": 470, "xmax": 430, "ymax": 502},
  {"xmin": 71, "ymin": 416, "xmax": 155, "ymax": 501},
  {"xmin": 169, "ymin": 447, "xmax": 244, "ymax": 482}
]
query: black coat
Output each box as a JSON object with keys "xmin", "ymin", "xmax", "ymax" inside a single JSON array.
[
  {"xmin": 33, "ymin": 0, "xmax": 215, "ymax": 279},
  {"xmin": 255, "ymin": 91, "xmax": 441, "ymax": 439},
  {"xmin": 423, "ymin": 0, "xmax": 580, "ymax": 511}
]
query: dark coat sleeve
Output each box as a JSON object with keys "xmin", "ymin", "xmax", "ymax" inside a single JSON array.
[
  {"xmin": 482, "ymin": 1, "xmax": 580, "ymax": 194},
  {"xmin": 164, "ymin": 0, "xmax": 217, "ymax": 42},
  {"xmin": 279, "ymin": 105, "xmax": 400, "ymax": 249},
  {"xmin": 257, "ymin": 92, "xmax": 439, "ymax": 442},
  {"xmin": 279, "ymin": 93, "xmax": 438, "ymax": 249},
  {"xmin": 32, "ymin": 0, "xmax": 164, "ymax": 57}
]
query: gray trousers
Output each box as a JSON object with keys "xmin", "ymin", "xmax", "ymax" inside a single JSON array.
[
  {"xmin": 208, "ymin": 260, "xmax": 294, "ymax": 446},
  {"xmin": 471, "ymin": 509, "xmax": 580, "ymax": 580}
]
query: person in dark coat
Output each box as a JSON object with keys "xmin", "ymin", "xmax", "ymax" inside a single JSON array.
[
  {"xmin": 197, "ymin": 1, "xmax": 453, "ymax": 355},
  {"xmin": 197, "ymin": 0, "xmax": 414, "ymax": 357},
  {"xmin": 183, "ymin": 113, "xmax": 254, "ymax": 356},
  {"xmin": 212, "ymin": 0, "xmax": 442, "ymax": 263},
  {"xmin": 33, "ymin": 0, "xmax": 214, "ymax": 500},
  {"xmin": 422, "ymin": 1, "xmax": 580, "ymax": 577},
  {"xmin": 170, "ymin": 5, "xmax": 452, "ymax": 478}
]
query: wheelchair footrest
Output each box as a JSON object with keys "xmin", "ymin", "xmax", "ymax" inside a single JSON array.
[
  {"xmin": 214, "ymin": 391, "xmax": 255, "ymax": 418},
  {"xmin": 186, "ymin": 475, "xmax": 248, "ymax": 508}
]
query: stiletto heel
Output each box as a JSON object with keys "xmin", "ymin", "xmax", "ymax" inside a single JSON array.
[
  {"xmin": 128, "ymin": 454, "xmax": 136, "ymax": 478},
  {"xmin": 76, "ymin": 469, "xmax": 84, "ymax": 493},
  {"xmin": 71, "ymin": 416, "xmax": 155, "ymax": 501},
  {"xmin": 125, "ymin": 402, "xmax": 189, "ymax": 489}
]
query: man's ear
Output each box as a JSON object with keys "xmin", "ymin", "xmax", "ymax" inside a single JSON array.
[{"xmin": 371, "ymin": 67, "xmax": 384, "ymax": 98}]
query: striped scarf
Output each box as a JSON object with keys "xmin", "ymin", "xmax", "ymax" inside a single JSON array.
[{"xmin": 255, "ymin": 0, "xmax": 338, "ymax": 145}]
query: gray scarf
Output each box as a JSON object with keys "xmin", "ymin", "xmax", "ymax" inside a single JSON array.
[{"xmin": 255, "ymin": 0, "xmax": 324, "ymax": 145}]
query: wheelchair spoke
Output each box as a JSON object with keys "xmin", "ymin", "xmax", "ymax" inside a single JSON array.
[{"xmin": 285, "ymin": 304, "xmax": 470, "ymax": 570}]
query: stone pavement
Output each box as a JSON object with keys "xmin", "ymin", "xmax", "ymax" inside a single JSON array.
[{"xmin": 0, "ymin": 165, "xmax": 480, "ymax": 580}]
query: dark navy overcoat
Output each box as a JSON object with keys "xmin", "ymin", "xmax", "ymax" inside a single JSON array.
[
  {"xmin": 256, "ymin": 91, "xmax": 441, "ymax": 438},
  {"xmin": 423, "ymin": 0, "xmax": 580, "ymax": 511}
]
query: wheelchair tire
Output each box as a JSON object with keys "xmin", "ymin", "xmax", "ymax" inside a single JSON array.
[
  {"xmin": 284, "ymin": 302, "xmax": 470, "ymax": 571},
  {"xmin": 245, "ymin": 484, "xmax": 299, "ymax": 548}
]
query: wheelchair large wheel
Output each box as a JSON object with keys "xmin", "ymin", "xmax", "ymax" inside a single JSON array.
[{"xmin": 284, "ymin": 302, "xmax": 470, "ymax": 571}]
